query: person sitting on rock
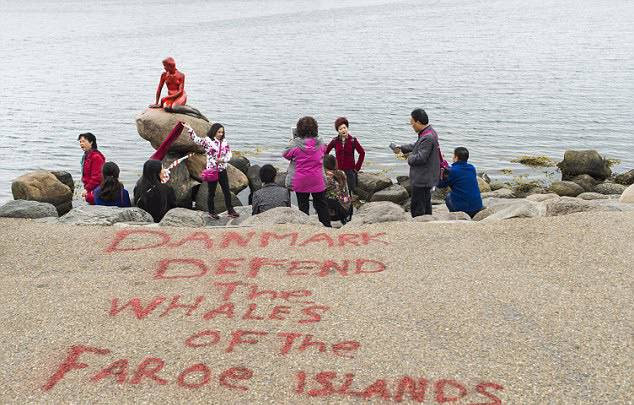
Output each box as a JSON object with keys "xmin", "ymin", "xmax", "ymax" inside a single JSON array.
[
  {"xmin": 78, "ymin": 132, "xmax": 105, "ymax": 205},
  {"xmin": 183, "ymin": 122, "xmax": 239, "ymax": 219},
  {"xmin": 325, "ymin": 117, "xmax": 365, "ymax": 194},
  {"xmin": 251, "ymin": 165, "xmax": 291, "ymax": 215},
  {"xmin": 94, "ymin": 162, "xmax": 131, "ymax": 207},
  {"xmin": 134, "ymin": 160, "xmax": 177, "ymax": 223},
  {"xmin": 437, "ymin": 147, "xmax": 483, "ymax": 218},
  {"xmin": 323, "ymin": 154, "xmax": 352, "ymax": 224}
]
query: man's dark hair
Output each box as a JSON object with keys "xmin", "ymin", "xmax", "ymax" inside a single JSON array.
[
  {"xmin": 454, "ymin": 147, "xmax": 469, "ymax": 162},
  {"xmin": 296, "ymin": 116, "xmax": 318, "ymax": 138},
  {"xmin": 259, "ymin": 164, "xmax": 277, "ymax": 184},
  {"xmin": 410, "ymin": 109, "xmax": 429, "ymax": 125},
  {"xmin": 78, "ymin": 132, "xmax": 98, "ymax": 149}
]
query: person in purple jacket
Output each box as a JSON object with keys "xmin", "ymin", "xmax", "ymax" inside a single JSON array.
[{"xmin": 283, "ymin": 116, "xmax": 332, "ymax": 227}]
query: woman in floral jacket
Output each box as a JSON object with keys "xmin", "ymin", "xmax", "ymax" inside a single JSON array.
[{"xmin": 184, "ymin": 122, "xmax": 239, "ymax": 219}]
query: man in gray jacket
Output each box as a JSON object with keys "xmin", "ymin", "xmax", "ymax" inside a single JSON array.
[{"xmin": 393, "ymin": 109, "xmax": 440, "ymax": 217}]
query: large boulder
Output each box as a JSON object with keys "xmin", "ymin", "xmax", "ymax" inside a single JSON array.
[
  {"xmin": 473, "ymin": 201, "xmax": 522, "ymax": 221},
  {"xmin": 592, "ymin": 182, "xmax": 627, "ymax": 195},
  {"xmin": 571, "ymin": 174, "xmax": 598, "ymax": 192},
  {"xmin": 549, "ymin": 181, "xmax": 585, "ymax": 197},
  {"xmin": 370, "ymin": 184, "xmax": 409, "ymax": 204},
  {"xmin": 228, "ymin": 156, "xmax": 250, "ymax": 175},
  {"xmin": 194, "ymin": 182, "xmax": 243, "ymax": 213},
  {"xmin": 544, "ymin": 197, "xmax": 620, "ymax": 217},
  {"xmin": 185, "ymin": 154, "xmax": 248, "ymax": 194},
  {"xmin": 247, "ymin": 165, "xmax": 262, "ymax": 193},
  {"xmin": 12, "ymin": 171, "xmax": 73, "ymax": 215},
  {"xmin": 619, "ymin": 184, "xmax": 634, "ymax": 203},
  {"xmin": 163, "ymin": 153, "xmax": 196, "ymax": 208},
  {"xmin": 396, "ymin": 176, "xmax": 411, "ymax": 195},
  {"xmin": 240, "ymin": 206, "xmax": 313, "ymax": 226},
  {"xmin": 477, "ymin": 177, "xmax": 491, "ymax": 193},
  {"xmin": 58, "ymin": 206, "xmax": 153, "ymax": 225},
  {"xmin": 356, "ymin": 172, "xmax": 392, "ymax": 199},
  {"xmin": 0, "ymin": 200, "xmax": 58, "ymax": 219},
  {"xmin": 274, "ymin": 171, "xmax": 287, "ymax": 188},
  {"xmin": 557, "ymin": 150, "xmax": 611, "ymax": 180},
  {"xmin": 136, "ymin": 108, "xmax": 210, "ymax": 154},
  {"xmin": 50, "ymin": 171, "xmax": 74, "ymax": 191},
  {"xmin": 614, "ymin": 169, "xmax": 634, "ymax": 186},
  {"xmin": 345, "ymin": 201, "xmax": 409, "ymax": 226},
  {"xmin": 159, "ymin": 208, "xmax": 221, "ymax": 227}
]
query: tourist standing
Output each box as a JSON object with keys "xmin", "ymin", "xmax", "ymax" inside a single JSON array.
[
  {"xmin": 78, "ymin": 132, "xmax": 105, "ymax": 205},
  {"xmin": 323, "ymin": 154, "xmax": 352, "ymax": 224},
  {"xmin": 391, "ymin": 109, "xmax": 440, "ymax": 217},
  {"xmin": 184, "ymin": 122, "xmax": 239, "ymax": 219},
  {"xmin": 283, "ymin": 116, "xmax": 331, "ymax": 227},
  {"xmin": 325, "ymin": 117, "xmax": 365, "ymax": 193}
]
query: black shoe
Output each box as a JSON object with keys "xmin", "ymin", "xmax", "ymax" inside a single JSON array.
[
  {"xmin": 227, "ymin": 210, "xmax": 240, "ymax": 218},
  {"xmin": 209, "ymin": 212, "xmax": 220, "ymax": 220}
]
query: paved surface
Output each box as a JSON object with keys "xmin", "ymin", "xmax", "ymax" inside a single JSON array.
[{"xmin": 0, "ymin": 212, "xmax": 632, "ymax": 404}]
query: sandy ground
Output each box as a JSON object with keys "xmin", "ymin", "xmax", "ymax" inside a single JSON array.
[{"xmin": 0, "ymin": 212, "xmax": 632, "ymax": 405}]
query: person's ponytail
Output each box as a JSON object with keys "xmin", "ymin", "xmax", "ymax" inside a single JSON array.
[{"xmin": 99, "ymin": 162, "xmax": 123, "ymax": 203}]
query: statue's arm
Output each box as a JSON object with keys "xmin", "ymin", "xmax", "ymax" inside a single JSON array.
[{"xmin": 154, "ymin": 73, "xmax": 166, "ymax": 105}]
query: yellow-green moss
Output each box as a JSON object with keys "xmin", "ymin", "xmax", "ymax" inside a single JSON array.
[{"xmin": 511, "ymin": 156, "xmax": 557, "ymax": 167}]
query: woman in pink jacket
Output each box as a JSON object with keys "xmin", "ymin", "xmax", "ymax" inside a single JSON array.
[{"xmin": 283, "ymin": 116, "xmax": 331, "ymax": 227}]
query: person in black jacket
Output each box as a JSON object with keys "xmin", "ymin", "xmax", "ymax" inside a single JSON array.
[
  {"xmin": 134, "ymin": 159, "xmax": 177, "ymax": 223},
  {"xmin": 392, "ymin": 109, "xmax": 441, "ymax": 217}
]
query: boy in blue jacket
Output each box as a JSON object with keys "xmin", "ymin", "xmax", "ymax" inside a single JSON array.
[{"xmin": 437, "ymin": 147, "xmax": 483, "ymax": 218}]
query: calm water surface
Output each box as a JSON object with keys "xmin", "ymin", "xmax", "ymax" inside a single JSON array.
[{"xmin": 1, "ymin": 0, "xmax": 633, "ymax": 203}]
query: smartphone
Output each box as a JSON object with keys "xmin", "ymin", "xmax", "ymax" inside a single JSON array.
[{"xmin": 291, "ymin": 127, "xmax": 297, "ymax": 139}]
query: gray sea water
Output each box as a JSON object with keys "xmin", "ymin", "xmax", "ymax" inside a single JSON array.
[{"xmin": 1, "ymin": 0, "xmax": 633, "ymax": 204}]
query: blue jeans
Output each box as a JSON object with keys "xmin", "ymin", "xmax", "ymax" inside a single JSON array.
[{"xmin": 445, "ymin": 194, "xmax": 480, "ymax": 218}]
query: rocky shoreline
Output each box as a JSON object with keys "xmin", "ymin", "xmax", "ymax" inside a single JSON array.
[{"xmin": 2, "ymin": 109, "xmax": 633, "ymax": 227}]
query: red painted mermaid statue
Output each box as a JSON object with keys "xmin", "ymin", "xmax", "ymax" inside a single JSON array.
[{"xmin": 149, "ymin": 57, "xmax": 208, "ymax": 121}]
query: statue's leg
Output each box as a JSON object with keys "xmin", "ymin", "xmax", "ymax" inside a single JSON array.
[{"xmin": 169, "ymin": 103, "xmax": 209, "ymax": 122}]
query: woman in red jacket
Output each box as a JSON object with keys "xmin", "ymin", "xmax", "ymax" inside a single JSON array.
[
  {"xmin": 325, "ymin": 117, "xmax": 365, "ymax": 193},
  {"xmin": 78, "ymin": 132, "xmax": 105, "ymax": 205}
]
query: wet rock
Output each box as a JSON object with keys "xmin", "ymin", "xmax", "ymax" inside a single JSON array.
[
  {"xmin": 228, "ymin": 156, "xmax": 250, "ymax": 175},
  {"xmin": 549, "ymin": 181, "xmax": 584, "ymax": 197},
  {"xmin": 571, "ymin": 174, "xmax": 598, "ymax": 192},
  {"xmin": 136, "ymin": 108, "xmax": 209, "ymax": 154},
  {"xmin": 247, "ymin": 165, "xmax": 262, "ymax": 193},
  {"xmin": 345, "ymin": 201, "xmax": 409, "ymax": 226},
  {"xmin": 11, "ymin": 170, "xmax": 73, "ymax": 216},
  {"xmin": 557, "ymin": 150, "xmax": 611, "ymax": 180},
  {"xmin": 0, "ymin": 200, "xmax": 58, "ymax": 219},
  {"xmin": 58, "ymin": 206, "xmax": 153, "ymax": 225},
  {"xmin": 614, "ymin": 169, "xmax": 634, "ymax": 186},
  {"xmin": 370, "ymin": 184, "xmax": 409, "ymax": 204},
  {"xmin": 592, "ymin": 182, "xmax": 627, "ymax": 195}
]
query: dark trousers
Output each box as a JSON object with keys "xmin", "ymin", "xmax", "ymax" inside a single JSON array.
[
  {"xmin": 207, "ymin": 170, "xmax": 233, "ymax": 214},
  {"xmin": 327, "ymin": 198, "xmax": 350, "ymax": 222},
  {"xmin": 344, "ymin": 169, "xmax": 358, "ymax": 193},
  {"xmin": 445, "ymin": 194, "xmax": 480, "ymax": 218},
  {"xmin": 411, "ymin": 186, "xmax": 432, "ymax": 217},
  {"xmin": 296, "ymin": 191, "xmax": 331, "ymax": 227}
]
